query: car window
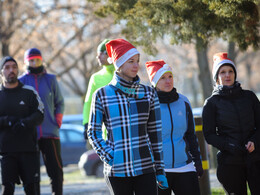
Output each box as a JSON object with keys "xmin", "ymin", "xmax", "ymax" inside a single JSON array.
[
  {"xmin": 62, "ymin": 114, "xmax": 83, "ymax": 126},
  {"xmin": 63, "ymin": 120, "xmax": 82, "ymax": 125},
  {"xmin": 67, "ymin": 130, "xmax": 84, "ymax": 143}
]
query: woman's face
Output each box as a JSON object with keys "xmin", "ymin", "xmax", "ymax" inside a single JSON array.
[
  {"xmin": 117, "ymin": 54, "xmax": 140, "ymax": 81},
  {"xmin": 156, "ymin": 72, "xmax": 174, "ymax": 92},
  {"xmin": 217, "ymin": 65, "xmax": 235, "ymax": 86}
]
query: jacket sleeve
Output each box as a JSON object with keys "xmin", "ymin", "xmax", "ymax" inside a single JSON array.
[
  {"xmin": 22, "ymin": 89, "xmax": 44, "ymax": 130},
  {"xmin": 184, "ymin": 101, "xmax": 202, "ymax": 165},
  {"xmin": 53, "ymin": 76, "xmax": 64, "ymax": 127},
  {"xmin": 83, "ymin": 75, "xmax": 97, "ymax": 126},
  {"xmin": 249, "ymin": 91, "xmax": 260, "ymax": 152},
  {"xmin": 87, "ymin": 90, "xmax": 113, "ymax": 165},
  {"xmin": 147, "ymin": 89, "xmax": 165, "ymax": 175},
  {"xmin": 202, "ymin": 98, "xmax": 227, "ymax": 151}
]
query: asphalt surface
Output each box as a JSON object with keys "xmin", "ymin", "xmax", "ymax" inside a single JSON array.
[
  {"xmin": 5, "ymin": 166, "xmax": 221, "ymax": 194},
  {"xmin": 10, "ymin": 165, "xmax": 109, "ymax": 195}
]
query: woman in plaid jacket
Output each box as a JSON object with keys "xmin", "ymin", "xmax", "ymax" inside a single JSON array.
[{"xmin": 87, "ymin": 39, "xmax": 168, "ymax": 195}]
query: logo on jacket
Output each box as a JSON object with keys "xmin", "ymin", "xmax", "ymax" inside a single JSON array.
[
  {"xmin": 178, "ymin": 111, "xmax": 183, "ymax": 116},
  {"xmin": 19, "ymin": 101, "xmax": 25, "ymax": 105}
]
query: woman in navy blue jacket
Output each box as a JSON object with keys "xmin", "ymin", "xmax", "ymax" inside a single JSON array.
[{"xmin": 146, "ymin": 60, "xmax": 203, "ymax": 195}]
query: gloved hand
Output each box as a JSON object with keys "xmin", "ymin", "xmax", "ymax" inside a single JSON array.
[
  {"xmin": 194, "ymin": 162, "xmax": 204, "ymax": 177},
  {"xmin": 11, "ymin": 120, "xmax": 26, "ymax": 132},
  {"xmin": 5, "ymin": 116, "xmax": 18, "ymax": 127},
  {"xmin": 156, "ymin": 174, "xmax": 168, "ymax": 190},
  {"xmin": 225, "ymin": 142, "xmax": 247, "ymax": 155},
  {"xmin": 83, "ymin": 123, "xmax": 88, "ymax": 140},
  {"xmin": 55, "ymin": 113, "xmax": 63, "ymax": 128}
]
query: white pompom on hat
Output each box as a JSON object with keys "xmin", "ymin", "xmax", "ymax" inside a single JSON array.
[
  {"xmin": 212, "ymin": 52, "xmax": 237, "ymax": 82},
  {"xmin": 145, "ymin": 59, "xmax": 173, "ymax": 87},
  {"xmin": 105, "ymin": 39, "xmax": 139, "ymax": 70}
]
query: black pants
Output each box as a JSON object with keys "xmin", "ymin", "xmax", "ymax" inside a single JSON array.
[
  {"xmin": 38, "ymin": 138, "xmax": 63, "ymax": 195},
  {"xmin": 1, "ymin": 152, "xmax": 40, "ymax": 195},
  {"xmin": 217, "ymin": 161, "xmax": 260, "ymax": 195},
  {"xmin": 158, "ymin": 171, "xmax": 200, "ymax": 195},
  {"xmin": 105, "ymin": 172, "xmax": 157, "ymax": 195}
]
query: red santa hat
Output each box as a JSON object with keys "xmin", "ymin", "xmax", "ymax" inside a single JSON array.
[
  {"xmin": 105, "ymin": 39, "xmax": 139, "ymax": 69},
  {"xmin": 212, "ymin": 52, "xmax": 237, "ymax": 82},
  {"xmin": 145, "ymin": 59, "xmax": 173, "ymax": 87}
]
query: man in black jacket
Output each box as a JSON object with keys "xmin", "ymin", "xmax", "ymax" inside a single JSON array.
[{"xmin": 0, "ymin": 56, "xmax": 44, "ymax": 195}]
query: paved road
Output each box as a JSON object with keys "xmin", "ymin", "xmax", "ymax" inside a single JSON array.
[
  {"xmin": 11, "ymin": 165, "xmax": 110, "ymax": 195},
  {"xmin": 14, "ymin": 183, "xmax": 110, "ymax": 195},
  {"xmin": 6, "ymin": 166, "xmax": 221, "ymax": 194}
]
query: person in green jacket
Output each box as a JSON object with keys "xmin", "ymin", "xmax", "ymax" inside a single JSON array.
[{"xmin": 82, "ymin": 39, "xmax": 115, "ymax": 139}]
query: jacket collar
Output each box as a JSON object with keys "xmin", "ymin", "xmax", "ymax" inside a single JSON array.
[
  {"xmin": 110, "ymin": 73, "xmax": 145, "ymax": 99},
  {"xmin": 27, "ymin": 65, "xmax": 46, "ymax": 75},
  {"xmin": 102, "ymin": 64, "xmax": 115, "ymax": 73},
  {"xmin": 212, "ymin": 81, "xmax": 242, "ymax": 97},
  {"xmin": 157, "ymin": 87, "xmax": 179, "ymax": 103}
]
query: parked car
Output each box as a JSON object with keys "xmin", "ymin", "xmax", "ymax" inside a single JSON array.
[
  {"xmin": 40, "ymin": 123, "xmax": 87, "ymax": 166},
  {"xmin": 192, "ymin": 107, "xmax": 203, "ymax": 117},
  {"xmin": 78, "ymin": 150, "xmax": 104, "ymax": 178},
  {"xmin": 62, "ymin": 114, "xmax": 83, "ymax": 126},
  {"xmin": 59, "ymin": 124, "xmax": 87, "ymax": 166}
]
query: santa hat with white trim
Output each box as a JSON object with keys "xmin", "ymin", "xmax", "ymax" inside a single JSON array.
[
  {"xmin": 145, "ymin": 59, "xmax": 173, "ymax": 87},
  {"xmin": 212, "ymin": 52, "xmax": 237, "ymax": 82},
  {"xmin": 105, "ymin": 39, "xmax": 139, "ymax": 70}
]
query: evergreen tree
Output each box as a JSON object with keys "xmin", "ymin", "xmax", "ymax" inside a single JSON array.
[{"xmin": 89, "ymin": 0, "xmax": 259, "ymax": 99}]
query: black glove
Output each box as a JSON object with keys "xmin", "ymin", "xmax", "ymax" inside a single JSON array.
[
  {"xmin": 5, "ymin": 116, "xmax": 18, "ymax": 127},
  {"xmin": 194, "ymin": 162, "xmax": 204, "ymax": 178},
  {"xmin": 11, "ymin": 120, "xmax": 26, "ymax": 133},
  {"xmin": 225, "ymin": 142, "xmax": 247, "ymax": 155},
  {"xmin": 83, "ymin": 123, "xmax": 88, "ymax": 140}
]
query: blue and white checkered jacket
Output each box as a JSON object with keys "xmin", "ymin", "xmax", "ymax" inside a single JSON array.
[{"xmin": 88, "ymin": 74, "xmax": 165, "ymax": 177}]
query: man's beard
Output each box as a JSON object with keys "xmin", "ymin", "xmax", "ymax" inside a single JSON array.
[{"xmin": 6, "ymin": 73, "xmax": 18, "ymax": 84}]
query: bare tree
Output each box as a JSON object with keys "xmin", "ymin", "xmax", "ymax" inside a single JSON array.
[{"xmin": 0, "ymin": 0, "xmax": 121, "ymax": 97}]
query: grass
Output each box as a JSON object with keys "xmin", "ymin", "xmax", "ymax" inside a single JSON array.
[
  {"xmin": 211, "ymin": 188, "xmax": 251, "ymax": 195},
  {"xmin": 211, "ymin": 188, "xmax": 225, "ymax": 195}
]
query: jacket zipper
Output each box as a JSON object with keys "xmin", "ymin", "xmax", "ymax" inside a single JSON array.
[
  {"xmin": 127, "ymin": 98, "xmax": 136, "ymax": 176},
  {"xmin": 167, "ymin": 103, "xmax": 175, "ymax": 167},
  {"xmin": 34, "ymin": 75, "xmax": 43, "ymax": 138}
]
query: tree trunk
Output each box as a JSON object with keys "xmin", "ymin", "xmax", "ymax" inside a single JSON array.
[
  {"xmin": 2, "ymin": 42, "xmax": 10, "ymax": 56},
  {"xmin": 195, "ymin": 45, "xmax": 213, "ymax": 100},
  {"xmin": 189, "ymin": 76, "xmax": 199, "ymax": 107},
  {"xmin": 228, "ymin": 41, "xmax": 236, "ymax": 60},
  {"xmin": 195, "ymin": 40, "xmax": 217, "ymax": 168}
]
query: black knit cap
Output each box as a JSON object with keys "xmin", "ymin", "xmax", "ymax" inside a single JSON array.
[{"xmin": 0, "ymin": 56, "xmax": 18, "ymax": 70}]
